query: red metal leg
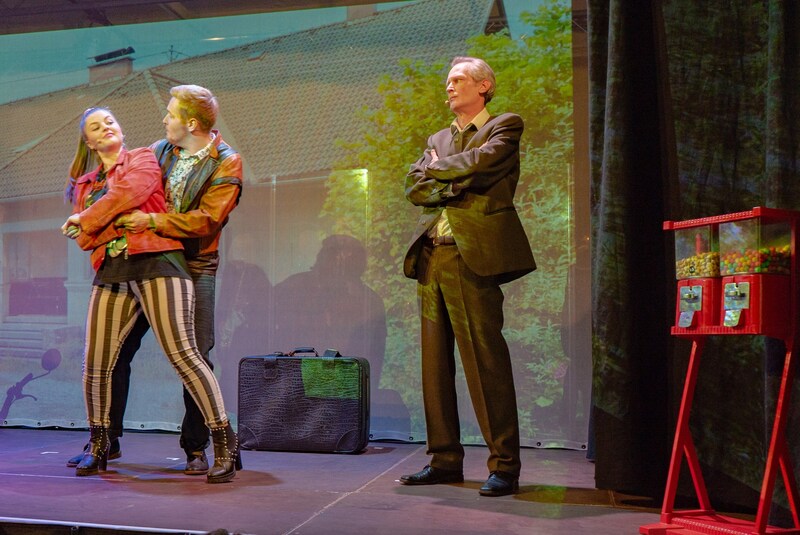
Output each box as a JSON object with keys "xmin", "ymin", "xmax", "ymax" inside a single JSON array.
[
  {"xmin": 660, "ymin": 338, "xmax": 711, "ymax": 522},
  {"xmin": 779, "ymin": 450, "xmax": 800, "ymax": 528},
  {"xmin": 755, "ymin": 343, "xmax": 800, "ymax": 532}
]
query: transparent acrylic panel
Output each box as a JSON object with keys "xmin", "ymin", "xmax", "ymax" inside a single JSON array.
[{"xmin": 0, "ymin": 0, "xmax": 587, "ymax": 451}]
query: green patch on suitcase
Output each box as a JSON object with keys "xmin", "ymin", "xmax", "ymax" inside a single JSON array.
[{"xmin": 300, "ymin": 359, "xmax": 360, "ymax": 399}]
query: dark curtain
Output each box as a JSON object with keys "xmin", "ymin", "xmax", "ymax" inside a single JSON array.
[{"xmin": 588, "ymin": 0, "xmax": 800, "ymax": 513}]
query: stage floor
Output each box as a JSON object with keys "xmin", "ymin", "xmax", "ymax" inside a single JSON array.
[{"xmin": 0, "ymin": 428, "xmax": 661, "ymax": 534}]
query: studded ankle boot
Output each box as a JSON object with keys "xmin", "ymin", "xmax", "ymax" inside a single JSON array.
[
  {"xmin": 75, "ymin": 425, "xmax": 110, "ymax": 477},
  {"xmin": 207, "ymin": 422, "xmax": 242, "ymax": 484}
]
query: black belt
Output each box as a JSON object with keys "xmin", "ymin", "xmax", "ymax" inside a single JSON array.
[{"xmin": 430, "ymin": 235, "xmax": 456, "ymax": 246}]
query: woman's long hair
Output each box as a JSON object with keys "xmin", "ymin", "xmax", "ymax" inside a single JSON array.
[{"xmin": 64, "ymin": 106, "xmax": 111, "ymax": 204}]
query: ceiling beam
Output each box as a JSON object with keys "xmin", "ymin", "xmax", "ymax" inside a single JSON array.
[{"xmin": 0, "ymin": 1, "xmax": 397, "ymax": 35}]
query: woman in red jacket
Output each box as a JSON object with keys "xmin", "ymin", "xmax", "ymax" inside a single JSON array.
[{"xmin": 62, "ymin": 106, "xmax": 240, "ymax": 484}]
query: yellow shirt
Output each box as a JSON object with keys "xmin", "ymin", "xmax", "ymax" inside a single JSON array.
[{"xmin": 433, "ymin": 108, "xmax": 491, "ymax": 238}]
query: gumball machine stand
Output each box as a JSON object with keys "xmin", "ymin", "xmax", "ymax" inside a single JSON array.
[{"xmin": 641, "ymin": 207, "xmax": 800, "ymax": 535}]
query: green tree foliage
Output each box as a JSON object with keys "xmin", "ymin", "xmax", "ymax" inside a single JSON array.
[{"xmin": 322, "ymin": 0, "xmax": 574, "ymax": 439}]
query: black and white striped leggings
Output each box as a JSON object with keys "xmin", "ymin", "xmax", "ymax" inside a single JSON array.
[{"xmin": 83, "ymin": 276, "xmax": 227, "ymax": 429}]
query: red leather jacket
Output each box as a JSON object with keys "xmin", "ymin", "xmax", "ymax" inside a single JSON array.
[{"xmin": 72, "ymin": 147, "xmax": 183, "ymax": 271}]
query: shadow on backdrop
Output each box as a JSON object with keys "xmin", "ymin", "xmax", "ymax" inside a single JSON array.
[
  {"xmin": 215, "ymin": 233, "xmax": 273, "ymax": 412},
  {"xmin": 270, "ymin": 234, "xmax": 410, "ymax": 439},
  {"xmin": 1, "ymin": 348, "xmax": 61, "ymax": 421}
]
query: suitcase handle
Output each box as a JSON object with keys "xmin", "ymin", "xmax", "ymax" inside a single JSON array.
[
  {"xmin": 287, "ymin": 347, "xmax": 342, "ymax": 358},
  {"xmin": 288, "ymin": 347, "xmax": 318, "ymax": 356}
]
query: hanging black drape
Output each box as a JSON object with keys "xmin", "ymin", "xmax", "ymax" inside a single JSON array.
[
  {"xmin": 587, "ymin": 0, "xmax": 671, "ymax": 499},
  {"xmin": 588, "ymin": 0, "xmax": 800, "ymax": 510}
]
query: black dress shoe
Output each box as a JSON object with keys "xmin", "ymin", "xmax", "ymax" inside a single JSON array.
[
  {"xmin": 184, "ymin": 451, "xmax": 209, "ymax": 475},
  {"xmin": 479, "ymin": 471, "xmax": 519, "ymax": 497},
  {"xmin": 399, "ymin": 465, "xmax": 464, "ymax": 485},
  {"xmin": 66, "ymin": 438, "xmax": 121, "ymax": 467}
]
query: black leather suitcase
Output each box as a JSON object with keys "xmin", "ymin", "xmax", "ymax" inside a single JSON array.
[{"xmin": 238, "ymin": 348, "xmax": 370, "ymax": 453}]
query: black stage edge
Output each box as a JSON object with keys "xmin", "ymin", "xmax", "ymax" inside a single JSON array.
[{"xmin": 0, "ymin": 517, "xmax": 209, "ymax": 535}]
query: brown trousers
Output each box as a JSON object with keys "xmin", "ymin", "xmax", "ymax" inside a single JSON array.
[{"xmin": 416, "ymin": 242, "xmax": 521, "ymax": 476}]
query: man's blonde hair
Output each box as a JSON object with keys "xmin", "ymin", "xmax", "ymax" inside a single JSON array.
[{"xmin": 170, "ymin": 84, "xmax": 219, "ymax": 132}]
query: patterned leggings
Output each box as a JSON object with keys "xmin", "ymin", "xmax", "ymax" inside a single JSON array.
[{"xmin": 83, "ymin": 276, "xmax": 227, "ymax": 429}]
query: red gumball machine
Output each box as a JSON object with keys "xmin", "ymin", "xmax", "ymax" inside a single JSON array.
[
  {"xmin": 718, "ymin": 216, "xmax": 793, "ymax": 339},
  {"xmin": 641, "ymin": 207, "xmax": 800, "ymax": 535},
  {"xmin": 666, "ymin": 220, "xmax": 720, "ymax": 331}
]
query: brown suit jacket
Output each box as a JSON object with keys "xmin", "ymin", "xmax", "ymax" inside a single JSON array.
[{"xmin": 403, "ymin": 112, "xmax": 535, "ymax": 284}]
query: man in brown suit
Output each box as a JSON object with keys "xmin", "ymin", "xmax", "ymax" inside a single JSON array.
[{"xmin": 399, "ymin": 57, "xmax": 535, "ymax": 497}]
